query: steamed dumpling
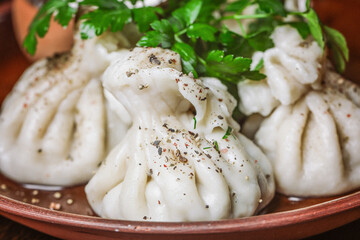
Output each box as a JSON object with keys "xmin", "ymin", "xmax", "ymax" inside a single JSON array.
[
  {"xmin": 0, "ymin": 32, "xmax": 130, "ymax": 186},
  {"xmin": 238, "ymin": 25, "xmax": 324, "ymax": 116},
  {"xmin": 85, "ymin": 47, "xmax": 275, "ymax": 221},
  {"xmin": 254, "ymin": 72, "xmax": 360, "ymax": 197}
]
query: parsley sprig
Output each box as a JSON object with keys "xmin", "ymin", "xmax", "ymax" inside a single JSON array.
[
  {"xmin": 80, "ymin": 0, "xmax": 163, "ymax": 39},
  {"xmin": 23, "ymin": 0, "xmax": 163, "ymax": 54},
  {"xmin": 23, "ymin": 0, "xmax": 349, "ymax": 82},
  {"xmin": 139, "ymin": 0, "xmax": 349, "ymax": 76},
  {"xmin": 137, "ymin": 0, "xmax": 266, "ymax": 82},
  {"xmin": 23, "ymin": 0, "xmax": 77, "ymax": 55}
]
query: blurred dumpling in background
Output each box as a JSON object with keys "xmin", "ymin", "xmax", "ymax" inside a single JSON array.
[
  {"xmin": 0, "ymin": 31, "xmax": 131, "ymax": 186},
  {"xmin": 85, "ymin": 47, "xmax": 275, "ymax": 221},
  {"xmin": 237, "ymin": 20, "xmax": 360, "ymax": 197},
  {"xmin": 254, "ymin": 72, "xmax": 360, "ymax": 197}
]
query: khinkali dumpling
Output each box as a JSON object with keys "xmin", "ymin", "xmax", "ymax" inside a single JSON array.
[
  {"xmin": 0, "ymin": 32, "xmax": 130, "ymax": 186},
  {"xmin": 254, "ymin": 72, "xmax": 360, "ymax": 197},
  {"xmin": 85, "ymin": 47, "xmax": 275, "ymax": 221},
  {"xmin": 238, "ymin": 25, "xmax": 324, "ymax": 116}
]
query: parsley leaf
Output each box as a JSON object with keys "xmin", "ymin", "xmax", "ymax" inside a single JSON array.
[
  {"xmin": 132, "ymin": 7, "xmax": 163, "ymax": 32},
  {"xmin": 324, "ymin": 26, "xmax": 349, "ymax": 73},
  {"xmin": 187, "ymin": 23, "xmax": 218, "ymax": 42},
  {"xmin": 137, "ymin": 31, "xmax": 173, "ymax": 48},
  {"xmin": 79, "ymin": 1, "xmax": 131, "ymax": 39},
  {"xmin": 219, "ymin": 28, "xmax": 253, "ymax": 58},
  {"xmin": 305, "ymin": 0, "xmax": 311, "ymax": 11},
  {"xmin": 172, "ymin": 42, "xmax": 198, "ymax": 77},
  {"xmin": 137, "ymin": 19, "xmax": 174, "ymax": 48},
  {"xmin": 301, "ymin": 8, "xmax": 324, "ymax": 49},
  {"xmin": 225, "ymin": 0, "xmax": 252, "ymax": 13},
  {"xmin": 287, "ymin": 22, "xmax": 311, "ymax": 39},
  {"xmin": 247, "ymin": 31, "xmax": 275, "ymax": 51},
  {"xmin": 245, "ymin": 17, "xmax": 280, "ymax": 52},
  {"xmin": 257, "ymin": 0, "xmax": 287, "ymax": 17},
  {"xmin": 151, "ymin": 19, "xmax": 173, "ymax": 34},
  {"xmin": 54, "ymin": 2, "xmax": 77, "ymax": 27},
  {"xmin": 254, "ymin": 58, "xmax": 264, "ymax": 71},
  {"xmin": 23, "ymin": 0, "xmax": 77, "ymax": 55},
  {"xmin": 197, "ymin": 0, "xmax": 227, "ymax": 23},
  {"xmin": 205, "ymin": 50, "xmax": 258, "ymax": 83},
  {"xmin": 241, "ymin": 70, "xmax": 266, "ymax": 80},
  {"xmin": 172, "ymin": 0, "xmax": 203, "ymax": 26}
]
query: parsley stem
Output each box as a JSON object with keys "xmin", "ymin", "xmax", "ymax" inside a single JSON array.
[
  {"xmin": 237, "ymin": 20, "xmax": 247, "ymax": 37},
  {"xmin": 221, "ymin": 13, "xmax": 270, "ymax": 21},
  {"xmin": 174, "ymin": 28, "xmax": 188, "ymax": 43},
  {"xmin": 197, "ymin": 56, "xmax": 207, "ymax": 67},
  {"xmin": 288, "ymin": 11, "xmax": 308, "ymax": 16},
  {"xmin": 174, "ymin": 34, "xmax": 183, "ymax": 43},
  {"xmin": 176, "ymin": 28, "xmax": 188, "ymax": 36}
]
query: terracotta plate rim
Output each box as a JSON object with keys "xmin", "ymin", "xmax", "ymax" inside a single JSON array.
[{"xmin": 1, "ymin": 190, "xmax": 360, "ymax": 234}]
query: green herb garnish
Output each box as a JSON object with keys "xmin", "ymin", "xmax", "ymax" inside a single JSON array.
[
  {"xmin": 324, "ymin": 26, "xmax": 349, "ymax": 73},
  {"xmin": 214, "ymin": 141, "xmax": 220, "ymax": 152},
  {"xmin": 193, "ymin": 116, "xmax": 197, "ymax": 129},
  {"xmin": 23, "ymin": 0, "xmax": 163, "ymax": 54},
  {"xmin": 23, "ymin": 0, "xmax": 77, "ymax": 55},
  {"xmin": 23, "ymin": 0, "xmax": 349, "ymax": 83},
  {"xmin": 137, "ymin": 0, "xmax": 268, "ymax": 83},
  {"xmin": 222, "ymin": 127, "xmax": 233, "ymax": 139}
]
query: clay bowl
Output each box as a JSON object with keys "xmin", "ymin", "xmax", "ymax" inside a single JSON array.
[
  {"xmin": 0, "ymin": 189, "xmax": 359, "ymax": 240},
  {"xmin": 0, "ymin": 0, "xmax": 360, "ymax": 239}
]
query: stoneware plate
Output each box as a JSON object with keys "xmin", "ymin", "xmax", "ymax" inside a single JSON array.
[
  {"xmin": 0, "ymin": 0, "xmax": 360, "ymax": 239},
  {"xmin": 0, "ymin": 189, "xmax": 359, "ymax": 240}
]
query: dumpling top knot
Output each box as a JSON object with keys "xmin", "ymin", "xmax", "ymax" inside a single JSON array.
[
  {"xmin": 238, "ymin": 25, "xmax": 325, "ymax": 116},
  {"xmin": 103, "ymin": 48, "xmax": 187, "ymax": 116}
]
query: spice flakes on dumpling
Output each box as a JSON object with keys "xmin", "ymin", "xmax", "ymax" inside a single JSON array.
[
  {"xmin": 254, "ymin": 70, "xmax": 360, "ymax": 197},
  {"xmin": 85, "ymin": 47, "xmax": 275, "ymax": 221}
]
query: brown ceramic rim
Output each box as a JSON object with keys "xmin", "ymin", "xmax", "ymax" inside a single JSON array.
[{"xmin": 0, "ymin": 190, "xmax": 359, "ymax": 234}]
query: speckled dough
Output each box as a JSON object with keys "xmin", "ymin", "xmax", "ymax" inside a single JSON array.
[
  {"xmin": 0, "ymin": 32, "xmax": 131, "ymax": 186},
  {"xmin": 255, "ymin": 73, "xmax": 360, "ymax": 197},
  {"xmin": 85, "ymin": 48, "xmax": 275, "ymax": 221}
]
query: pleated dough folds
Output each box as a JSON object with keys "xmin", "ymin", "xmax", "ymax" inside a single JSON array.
[{"xmin": 85, "ymin": 47, "xmax": 275, "ymax": 221}]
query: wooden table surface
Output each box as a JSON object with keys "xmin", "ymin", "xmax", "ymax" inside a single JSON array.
[{"xmin": 0, "ymin": 0, "xmax": 359, "ymax": 239}]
